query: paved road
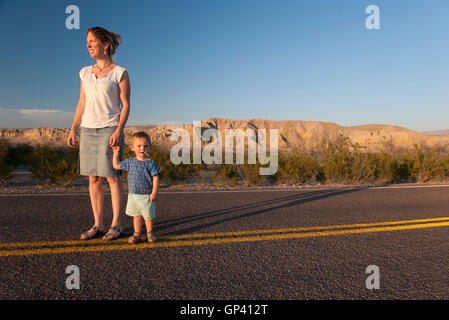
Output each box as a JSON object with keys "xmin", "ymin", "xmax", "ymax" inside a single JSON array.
[{"xmin": 1, "ymin": 185, "xmax": 449, "ymax": 300}]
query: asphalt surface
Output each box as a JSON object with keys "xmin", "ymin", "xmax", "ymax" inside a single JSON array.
[{"xmin": 1, "ymin": 185, "xmax": 449, "ymax": 300}]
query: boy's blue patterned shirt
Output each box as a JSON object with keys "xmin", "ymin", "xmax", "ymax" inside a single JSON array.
[{"xmin": 119, "ymin": 157, "xmax": 160, "ymax": 195}]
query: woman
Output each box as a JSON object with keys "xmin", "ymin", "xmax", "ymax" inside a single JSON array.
[{"xmin": 67, "ymin": 26, "xmax": 130, "ymax": 241}]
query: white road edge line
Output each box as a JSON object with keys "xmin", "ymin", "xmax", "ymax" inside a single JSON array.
[{"xmin": 1, "ymin": 184, "xmax": 449, "ymax": 196}]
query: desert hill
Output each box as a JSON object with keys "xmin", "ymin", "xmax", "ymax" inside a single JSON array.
[{"xmin": 2, "ymin": 118, "xmax": 449, "ymax": 153}]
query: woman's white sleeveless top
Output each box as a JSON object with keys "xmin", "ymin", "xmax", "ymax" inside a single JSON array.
[{"xmin": 79, "ymin": 65, "xmax": 126, "ymax": 128}]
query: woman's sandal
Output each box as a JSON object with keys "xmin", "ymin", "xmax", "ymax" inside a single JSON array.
[
  {"xmin": 128, "ymin": 232, "xmax": 143, "ymax": 244},
  {"xmin": 80, "ymin": 226, "xmax": 104, "ymax": 240},
  {"xmin": 102, "ymin": 225, "xmax": 124, "ymax": 241},
  {"xmin": 146, "ymin": 232, "xmax": 157, "ymax": 243}
]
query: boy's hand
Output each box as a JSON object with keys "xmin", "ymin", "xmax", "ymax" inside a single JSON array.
[
  {"xmin": 149, "ymin": 194, "xmax": 157, "ymax": 202},
  {"xmin": 112, "ymin": 146, "xmax": 120, "ymax": 154}
]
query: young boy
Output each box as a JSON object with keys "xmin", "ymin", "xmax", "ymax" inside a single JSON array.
[{"xmin": 112, "ymin": 131, "xmax": 160, "ymax": 244}]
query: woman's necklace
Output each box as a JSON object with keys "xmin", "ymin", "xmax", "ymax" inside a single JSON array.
[{"xmin": 95, "ymin": 61, "xmax": 113, "ymax": 72}]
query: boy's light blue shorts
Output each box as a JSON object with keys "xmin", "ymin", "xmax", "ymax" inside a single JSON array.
[{"xmin": 125, "ymin": 193, "xmax": 156, "ymax": 221}]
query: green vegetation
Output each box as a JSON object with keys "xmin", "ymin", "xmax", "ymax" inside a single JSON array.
[
  {"xmin": 7, "ymin": 143, "xmax": 34, "ymax": 167},
  {"xmin": 240, "ymin": 163, "xmax": 263, "ymax": 185},
  {"xmin": 0, "ymin": 139, "xmax": 12, "ymax": 182},
  {"xmin": 212, "ymin": 164, "xmax": 239, "ymax": 186},
  {"xmin": 29, "ymin": 145, "xmax": 79, "ymax": 186},
  {"xmin": 277, "ymin": 153, "xmax": 324, "ymax": 184},
  {"xmin": 2, "ymin": 134, "xmax": 449, "ymax": 187}
]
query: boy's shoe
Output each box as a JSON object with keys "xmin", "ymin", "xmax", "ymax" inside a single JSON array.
[
  {"xmin": 128, "ymin": 232, "xmax": 143, "ymax": 244},
  {"xmin": 146, "ymin": 232, "xmax": 157, "ymax": 243}
]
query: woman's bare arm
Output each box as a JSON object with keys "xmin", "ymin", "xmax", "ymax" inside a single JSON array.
[
  {"xmin": 110, "ymin": 71, "xmax": 130, "ymax": 147},
  {"xmin": 67, "ymin": 80, "xmax": 86, "ymax": 147}
]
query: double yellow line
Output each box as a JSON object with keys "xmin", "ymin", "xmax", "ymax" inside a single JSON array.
[{"xmin": 1, "ymin": 217, "xmax": 449, "ymax": 257}]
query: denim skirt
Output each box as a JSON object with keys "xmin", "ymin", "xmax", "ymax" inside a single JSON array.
[{"xmin": 79, "ymin": 126, "xmax": 123, "ymax": 177}]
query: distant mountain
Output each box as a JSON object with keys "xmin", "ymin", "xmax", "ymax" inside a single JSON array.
[
  {"xmin": 422, "ymin": 129, "xmax": 449, "ymax": 136},
  {"xmin": 2, "ymin": 118, "xmax": 449, "ymax": 153}
]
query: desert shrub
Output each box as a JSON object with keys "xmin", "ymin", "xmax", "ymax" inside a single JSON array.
[
  {"xmin": 7, "ymin": 143, "xmax": 34, "ymax": 167},
  {"xmin": 239, "ymin": 163, "xmax": 264, "ymax": 185},
  {"xmin": 404, "ymin": 147, "xmax": 448, "ymax": 182},
  {"xmin": 277, "ymin": 153, "xmax": 324, "ymax": 184},
  {"xmin": 0, "ymin": 139, "xmax": 11, "ymax": 181},
  {"xmin": 396, "ymin": 156, "xmax": 414, "ymax": 181},
  {"xmin": 441, "ymin": 157, "xmax": 449, "ymax": 179},
  {"xmin": 320, "ymin": 135, "xmax": 414, "ymax": 184},
  {"xmin": 373, "ymin": 152, "xmax": 401, "ymax": 183},
  {"xmin": 350, "ymin": 149, "xmax": 378, "ymax": 183},
  {"xmin": 158, "ymin": 149, "xmax": 199, "ymax": 182},
  {"xmin": 212, "ymin": 164, "xmax": 239, "ymax": 186},
  {"xmin": 29, "ymin": 145, "xmax": 79, "ymax": 186},
  {"xmin": 323, "ymin": 135, "xmax": 354, "ymax": 183}
]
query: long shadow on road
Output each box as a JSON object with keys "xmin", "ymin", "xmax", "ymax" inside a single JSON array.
[{"xmin": 156, "ymin": 186, "xmax": 371, "ymax": 236}]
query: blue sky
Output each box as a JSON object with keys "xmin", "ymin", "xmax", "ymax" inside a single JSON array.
[{"xmin": 0, "ymin": 0, "xmax": 448, "ymax": 131}]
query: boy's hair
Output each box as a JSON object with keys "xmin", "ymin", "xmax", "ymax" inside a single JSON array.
[{"xmin": 130, "ymin": 131, "xmax": 151, "ymax": 146}]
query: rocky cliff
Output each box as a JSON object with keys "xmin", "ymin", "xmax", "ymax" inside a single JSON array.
[{"xmin": 2, "ymin": 118, "xmax": 449, "ymax": 153}]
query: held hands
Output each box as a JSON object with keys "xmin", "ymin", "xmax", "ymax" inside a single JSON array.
[
  {"xmin": 109, "ymin": 129, "xmax": 122, "ymax": 147},
  {"xmin": 112, "ymin": 145, "xmax": 120, "ymax": 154},
  {"xmin": 111, "ymin": 145, "xmax": 121, "ymax": 170}
]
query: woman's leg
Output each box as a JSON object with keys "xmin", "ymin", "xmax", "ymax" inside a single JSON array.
[
  {"xmin": 89, "ymin": 175, "xmax": 105, "ymax": 229},
  {"xmin": 106, "ymin": 176, "xmax": 123, "ymax": 227}
]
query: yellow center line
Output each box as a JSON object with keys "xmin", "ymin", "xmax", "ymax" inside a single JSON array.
[
  {"xmin": 0, "ymin": 216, "xmax": 448, "ymax": 249},
  {"xmin": 161, "ymin": 216, "xmax": 449, "ymax": 239},
  {"xmin": 1, "ymin": 219, "xmax": 449, "ymax": 257}
]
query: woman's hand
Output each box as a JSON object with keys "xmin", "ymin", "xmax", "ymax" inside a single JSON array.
[
  {"xmin": 109, "ymin": 129, "xmax": 122, "ymax": 147},
  {"xmin": 67, "ymin": 130, "xmax": 77, "ymax": 148}
]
